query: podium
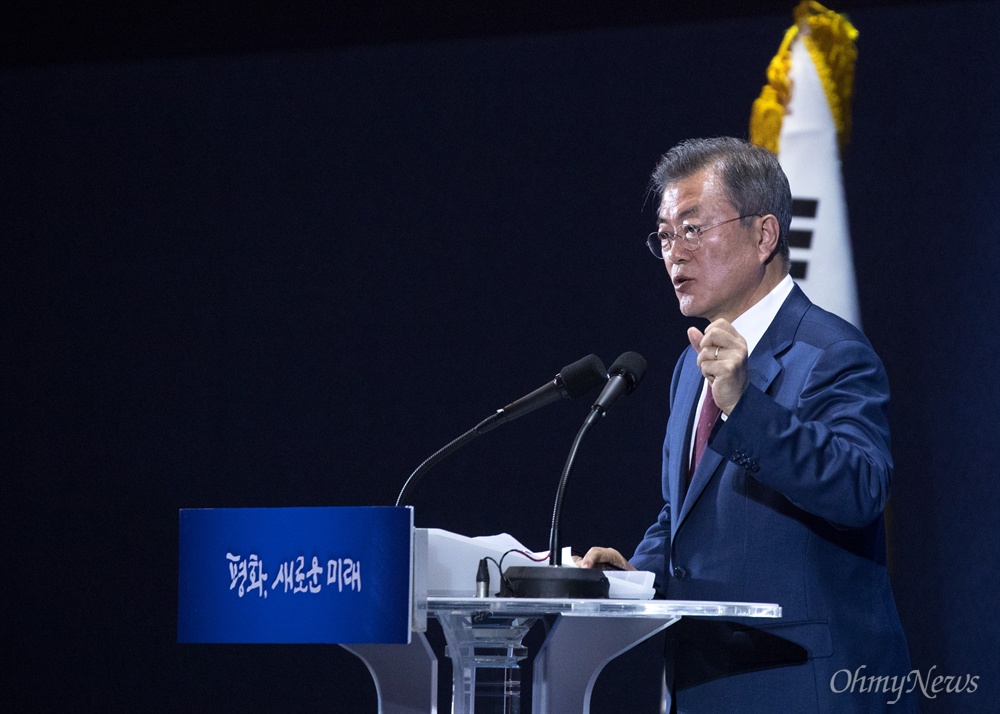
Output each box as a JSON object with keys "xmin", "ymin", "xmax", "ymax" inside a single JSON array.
[
  {"xmin": 179, "ymin": 507, "xmax": 781, "ymax": 713},
  {"xmin": 346, "ymin": 597, "xmax": 781, "ymax": 714}
]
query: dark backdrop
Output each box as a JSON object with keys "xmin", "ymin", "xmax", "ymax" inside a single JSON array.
[{"xmin": 4, "ymin": 1, "xmax": 998, "ymax": 711}]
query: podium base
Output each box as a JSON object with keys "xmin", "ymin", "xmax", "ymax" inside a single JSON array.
[{"xmin": 500, "ymin": 566, "xmax": 609, "ymax": 598}]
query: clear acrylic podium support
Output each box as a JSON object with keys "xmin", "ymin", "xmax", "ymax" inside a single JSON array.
[
  {"xmin": 342, "ymin": 634, "xmax": 439, "ymax": 714},
  {"xmin": 436, "ymin": 605, "xmax": 535, "ymax": 714},
  {"xmin": 428, "ymin": 597, "xmax": 780, "ymax": 714},
  {"xmin": 532, "ymin": 609, "xmax": 678, "ymax": 714}
]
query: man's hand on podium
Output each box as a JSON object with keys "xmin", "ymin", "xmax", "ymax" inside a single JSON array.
[{"xmin": 575, "ymin": 547, "xmax": 636, "ymax": 571}]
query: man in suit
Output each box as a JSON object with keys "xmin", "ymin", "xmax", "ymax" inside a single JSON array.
[{"xmin": 581, "ymin": 137, "xmax": 914, "ymax": 712}]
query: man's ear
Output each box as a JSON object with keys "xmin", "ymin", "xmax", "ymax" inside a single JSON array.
[{"xmin": 757, "ymin": 214, "xmax": 780, "ymax": 264}]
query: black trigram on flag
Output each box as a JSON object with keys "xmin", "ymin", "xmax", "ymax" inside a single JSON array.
[{"xmin": 788, "ymin": 197, "xmax": 818, "ymax": 280}]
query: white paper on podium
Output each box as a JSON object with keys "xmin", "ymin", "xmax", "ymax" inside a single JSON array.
[{"xmin": 423, "ymin": 528, "xmax": 655, "ymax": 599}]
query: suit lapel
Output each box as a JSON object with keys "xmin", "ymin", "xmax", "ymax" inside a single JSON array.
[
  {"xmin": 678, "ymin": 434, "xmax": 723, "ymax": 527},
  {"xmin": 749, "ymin": 285, "xmax": 809, "ymax": 393},
  {"xmin": 670, "ymin": 348, "xmax": 701, "ymax": 537}
]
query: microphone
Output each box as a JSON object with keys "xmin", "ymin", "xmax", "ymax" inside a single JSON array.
[
  {"xmin": 475, "ymin": 353, "xmax": 608, "ymax": 435},
  {"xmin": 585, "ymin": 351, "xmax": 648, "ymax": 425},
  {"xmin": 501, "ymin": 351, "xmax": 648, "ymax": 598},
  {"xmin": 394, "ymin": 354, "xmax": 607, "ymax": 507}
]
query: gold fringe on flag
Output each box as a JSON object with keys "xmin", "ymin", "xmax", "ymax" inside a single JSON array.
[{"xmin": 750, "ymin": 1, "xmax": 858, "ymax": 155}]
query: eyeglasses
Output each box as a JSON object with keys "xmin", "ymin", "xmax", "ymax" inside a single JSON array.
[{"xmin": 645, "ymin": 214, "xmax": 760, "ymax": 259}]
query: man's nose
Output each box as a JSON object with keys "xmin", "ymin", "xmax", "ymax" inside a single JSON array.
[{"xmin": 666, "ymin": 238, "xmax": 688, "ymax": 264}]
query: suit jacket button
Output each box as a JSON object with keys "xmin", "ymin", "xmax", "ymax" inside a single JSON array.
[{"xmin": 673, "ymin": 566, "xmax": 688, "ymax": 580}]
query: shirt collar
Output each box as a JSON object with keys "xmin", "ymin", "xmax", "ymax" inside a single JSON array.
[{"xmin": 731, "ymin": 274, "xmax": 795, "ymax": 357}]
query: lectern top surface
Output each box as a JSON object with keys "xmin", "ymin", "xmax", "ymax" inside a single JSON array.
[{"xmin": 426, "ymin": 597, "xmax": 781, "ymax": 619}]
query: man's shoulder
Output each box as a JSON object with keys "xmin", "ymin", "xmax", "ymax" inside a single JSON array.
[
  {"xmin": 780, "ymin": 286, "xmax": 873, "ymax": 352},
  {"xmin": 797, "ymin": 302, "xmax": 872, "ymax": 350}
]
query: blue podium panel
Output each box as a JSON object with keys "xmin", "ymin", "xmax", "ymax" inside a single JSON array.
[{"xmin": 178, "ymin": 506, "xmax": 412, "ymax": 644}]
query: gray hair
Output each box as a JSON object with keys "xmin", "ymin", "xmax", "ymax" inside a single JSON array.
[{"xmin": 650, "ymin": 137, "xmax": 792, "ymax": 269}]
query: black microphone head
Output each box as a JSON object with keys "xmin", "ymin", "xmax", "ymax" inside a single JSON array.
[
  {"xmin": 608, "ymin": 351, "xmax": 647, "ymax": 394},
  {"xmin": 557, "ymin": 354, "xmax": 607, "ymax": 398}
]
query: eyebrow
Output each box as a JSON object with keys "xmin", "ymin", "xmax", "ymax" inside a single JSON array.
[{"xmin": 657, "ymin": 206, "xmax": 700, "ymax": 225}]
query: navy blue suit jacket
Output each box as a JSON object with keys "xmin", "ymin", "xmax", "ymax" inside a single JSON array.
[{"xmin": 632, "ymin": 285, "xmax": 914, "ymax": 713}]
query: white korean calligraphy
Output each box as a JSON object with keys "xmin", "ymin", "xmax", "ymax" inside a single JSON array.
[{"xmin": 226, "ymin": 552, "xmax": 268, "ymax": 598}]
